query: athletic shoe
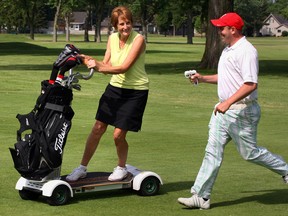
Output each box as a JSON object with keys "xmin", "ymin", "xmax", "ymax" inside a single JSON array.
[
  {"xmin": 283, "ymin": 174, "xmax": 288, "ymax": 184},
  {"xmin": 108, "ymin": 166, "xmax": 128, "ymax": 181},
  {"xmin": 178, "ymin": 194, "xmax": 210, "ymax": 210},
  {"xmin": 66, "ymin": 166, "xmax": 87, "ymax": 181}
]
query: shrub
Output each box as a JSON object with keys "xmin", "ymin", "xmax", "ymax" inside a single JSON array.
[{"xmin": 282, "ymin": 31, "xmax": 288, "ymax": 37}]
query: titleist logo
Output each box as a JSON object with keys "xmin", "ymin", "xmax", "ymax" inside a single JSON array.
[{"xmin": 54, "ymin": 122, "xmax": 68, "ymax": 154}]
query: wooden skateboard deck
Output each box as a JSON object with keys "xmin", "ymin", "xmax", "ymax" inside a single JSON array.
[{"xmin": 62, "ymin": 172, "xmax": 134, "ymax": 189}]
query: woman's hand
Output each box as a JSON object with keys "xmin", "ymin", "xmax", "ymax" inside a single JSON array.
[
  {"xmin": 79, "ymin": 54, "xmax": 94, "ymax": 68},
  {"xmin": 87, "ymin": 59, "xmax": 97, "ymax": 69}
]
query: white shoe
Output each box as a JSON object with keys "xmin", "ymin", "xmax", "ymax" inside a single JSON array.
[
  {"xmin": 108, "ymin": 166, "xmax": 128, "ymax": 181},
  {"xmin": 178, "ymin": 194, "xmax": 210, "ymax": 210},
  {"xmin": 66, "ymin": 166, "xmax": 87, "ymax": 181},
  {"xmin": 283, "ymin": 174, "xmax": 288, "ymax": 184}
]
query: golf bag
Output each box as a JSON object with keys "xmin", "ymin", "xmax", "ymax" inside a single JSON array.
[{"xmin": 10, "ymin": 77, "xmax": 74, "ymax": 181}]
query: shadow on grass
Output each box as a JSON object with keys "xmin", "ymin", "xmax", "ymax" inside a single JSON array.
[
  {"xmin": 147, "ymin": 41, "xmax": 205, "ymax": 46},
  {"xmin": 68, "ymin": 181, "xmax": 192, "ymax": 203},
  {"xmin": 213, "ymin": 189, "xmax": 288, "ymax": 208},
  {"xmin": 63, "ymin": 181, "xmax": 193, "ymax": 205},
  {"xmin": 160, "ymin": 181, "xmax": 194, "ymax": 194},
  {"xmin": 161, "ymin": 182, "xmax": 288, "ymax": 209},
  {"xmin": 0, "ymin": 42, "xmax": 105, "ymax": 56},
  {"xmin": 1, "ymin": 42, "xmax": 287, "ymax": 77},
  {"xmin": 1, "ymin": 60, "xmax": 287, "ymax": 77},
  {"xmin": 69, "ymin": 189, "xmax": 136, "ymax": 205},
  {"xmin": 33, "ymin": 188, "xmax": 136, "ymax": 205}
]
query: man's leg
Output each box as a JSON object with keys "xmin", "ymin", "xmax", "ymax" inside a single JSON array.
[
  {"xmin": 178, "ymin": 111, "xmax": 231, "ymax": 209},
  {"xmin": 230, "ymin": 103, "xmax": 288, "ymax": 176},
  {"xmin": 192, "ymin": 112, "xmax": 231, "ymax": 199}
]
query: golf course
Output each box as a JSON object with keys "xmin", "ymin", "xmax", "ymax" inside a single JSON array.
[{"xmin": 0, "ymin": 34, "xmax": 287, "ymax": 216}]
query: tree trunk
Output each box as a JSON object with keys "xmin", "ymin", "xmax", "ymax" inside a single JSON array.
[
  {"xmin": 94, "ymin": 17, "xmax": 102, "ymax": 43},
  {"xmin": 84, "ymin": 9, "xmax": 90, "ymax": 42},
  {"xmin": 140, "ymin": 5, "xmax": 148, "ymax": 43},
  {"xmin": 140, "ymin": 16, "xmax": 148, "ymax": 43},
  {"xmin": 173, "ymin": 25, "xmax": 175, "ymax": 36},
  {"xmin": 186, "ymin": 11, "xmax": 193, "ymax": 44},
  {"xmin": 53, "ymin": 0, "xmax": 61, "ymax": 43},
  {"xmin": 29, "ymin": 8, "xmax": 34, "ymax": 40},
  {"xmin": 65, "ymin": 15, "xmax": 70, "ymax": 42},
  {"xmin": 29, "ymin": 23, "xmax": 34, "ymax": 40},
  {"xmin": 199, "ymin": 0, "xmax": 233, "ymax": 69},
  {"xmin": 26, "ymin": 1, "xmax": 35, "ymax": 40},
  {"xmin": 94, "ymin": 0, "xmax": 105, "ymax": 43},
  {"xmin": 142, "ymin": 21, "xmax": 148, "ymax": 42}
]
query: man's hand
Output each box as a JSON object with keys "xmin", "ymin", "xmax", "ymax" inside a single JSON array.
[{"xmin": 214, "ymin": 101, "xmax": 231, "ymax": 115}]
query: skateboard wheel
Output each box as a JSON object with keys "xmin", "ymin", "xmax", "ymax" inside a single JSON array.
[
  {"xmin": 19, "ymin": 189, "xmax": 40, "ymax": 201},
  {"xmin": 138, "ymin": 176, "xmax": 160, "ymax": 196},
  {"xmin": 47, "ymin": 185, "xmax": 71, "ymax": 206}
]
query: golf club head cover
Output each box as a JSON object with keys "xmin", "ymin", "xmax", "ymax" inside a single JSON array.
[{"xmin": 49, "ymin": 44, "xmax": 82, "ymax": 83}]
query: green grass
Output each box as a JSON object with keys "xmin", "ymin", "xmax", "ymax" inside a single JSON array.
[{"xmin": 0, "ymin": 34, "xmax": 288, "ymax": 216}]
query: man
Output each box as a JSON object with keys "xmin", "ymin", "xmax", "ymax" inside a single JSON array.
[{"xmin": 178, "ymin": 12, "xmax": 288, "ymax": 210}]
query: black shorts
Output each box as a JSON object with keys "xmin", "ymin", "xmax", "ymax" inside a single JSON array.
[{"xmin": 96, "ymin": 84, "xmax": 149, "ymax": 132}]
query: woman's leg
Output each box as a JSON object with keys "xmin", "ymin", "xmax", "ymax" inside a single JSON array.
[
  {"xmin": 80, "ymin": 120, "xmax": 108, "ymax": 166},
  {"xmin": 113, "ymin": 128, "xmax": 128, "ymax": 167}
]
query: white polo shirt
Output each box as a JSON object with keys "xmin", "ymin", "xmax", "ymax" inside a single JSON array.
[{"xmin": 217, "ymin": 36, "xmax": 258, "ymax": 102}]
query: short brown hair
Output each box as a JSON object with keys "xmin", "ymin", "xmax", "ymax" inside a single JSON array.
[{"xmin": 110, "ymin": 6, "xmax": 133, "ymax": 29}]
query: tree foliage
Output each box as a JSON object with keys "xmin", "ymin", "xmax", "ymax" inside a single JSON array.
[
  {"xmin": 268, "ymin": 0, "xmax": 288, "ymax": 19},
  {"xmin": 234, "ymin": 0, "xmax": 270, "ymax": 36},
  {"xmin": 0, "ymin": 0, "xmax": 47, "ymax": 38}
]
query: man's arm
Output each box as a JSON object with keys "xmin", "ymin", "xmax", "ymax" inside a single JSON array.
[
  {"xmin": 190, "ymin": 73, "xmax": 218, "ymax": 84},
  {"xmin": 214, "ymin": 82, "xmax": 257, "ymax": 114}
]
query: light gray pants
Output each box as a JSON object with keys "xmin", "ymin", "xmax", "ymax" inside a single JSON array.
[{"xmin": 191, "ymin": 102, "xmax": 288, "ymax": 199}]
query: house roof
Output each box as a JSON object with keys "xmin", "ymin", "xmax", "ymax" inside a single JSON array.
[
  {"xmin": 264, "ymin": 13, "xmax": 288, "ymax": 27},
  {"xmin": 70, "ymin": 12, "xmax": 87, "ymax": 24}
]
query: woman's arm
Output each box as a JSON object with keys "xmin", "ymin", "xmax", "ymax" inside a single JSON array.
[
  {"xmin": 102, "ymin": 36, "xmax": 111, "ymax": 65},
  {"xmin": 90, "ymin": 35, "xmax": 145, "ymax": 74}
]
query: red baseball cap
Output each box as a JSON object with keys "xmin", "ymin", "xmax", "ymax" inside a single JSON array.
[{"xmin": 211, "ymin": 12, "xmax": 244, "ymax": 30}]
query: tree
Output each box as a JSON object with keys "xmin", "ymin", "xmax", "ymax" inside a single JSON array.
[
  {"xmin": 234, "ymin": 0, "xmax": 269, "ymax": 36},
  {"xmin": 91, "ymin": 0, "xmax": 107, "ymax": 43},
  {"xmin": 194, "ymin": 15, "xmax": 207, "ymax": 37},
  {"xmin": 48, "ymin": 0, "xmax": 82, "ymax": 42},
  {"xmin": 122, "ymin": 0, "xmax": 169, "ymax": 42},
  {"xmin": 9, "ymin": 0, "xmax": 47, "ymax": 39},
  {"xmin": 51, "ymin": 0, "xmax": 62, "ymax": 42},
  {"xmin": 0, "ymin": 1, "xmax": 23, "ymax": 33},
  {"xmin": 199, "ymin": 0, "xmax": 234, "ymax": 69},
  {"xmin": 62, "ymin": 0, "xmax": 82, "ymax": 42},
  {"xmin": 171, "ymin": 0, "xmax": 203, "ymax": 44},
  {"xmin": 155, "ymin": 10, "xmax": 173, "ymax": 36},
  {"xmin": 269, "ymin": 0, "xmax": 288, "ymax": 19}
]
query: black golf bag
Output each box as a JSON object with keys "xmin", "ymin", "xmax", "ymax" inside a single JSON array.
[
  {"xmin": 10, "ymin": 80, "xmax": 74, "ymax": 180},
  {"xmin": 9, "ymin": 44, "xmax": 91, "ymax": 181}
]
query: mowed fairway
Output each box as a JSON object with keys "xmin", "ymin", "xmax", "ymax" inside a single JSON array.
[{"xmin": 0, "ymin": 34, "xmax": 287, "ymax": 216}]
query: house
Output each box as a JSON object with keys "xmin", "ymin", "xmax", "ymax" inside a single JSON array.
[
  {"xmin": 70, "ymin": 12, "xmax": 87, "ymax": 32},
  {"xmin": 70, "ymin": 12, "xmax": 111, "ymax": 35},
  {"xmin": 260, "ymin": 13, "xmax": 288, "ymax": 37}
]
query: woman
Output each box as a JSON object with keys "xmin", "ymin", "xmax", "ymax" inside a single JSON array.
[{"xmin": 66, "ymin": 6, "xmax": 149, "ymax": 182}]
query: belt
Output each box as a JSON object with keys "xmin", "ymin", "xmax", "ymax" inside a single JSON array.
[{"xmin": 229, "ymin": 100, "xmax": 257, "ymax": 110}]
